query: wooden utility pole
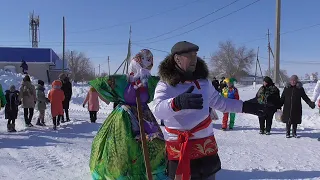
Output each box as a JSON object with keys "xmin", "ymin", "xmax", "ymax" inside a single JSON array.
[
  {"xmin": 267, "ymin": 29, "xmax": 271, "ymax": 77},
  {"xmin": 274, "ymin": 0, "xmax": 281, "ymax": 86},
  {"xmin": 254, "ymin": 47, "xmax": 259, "ymax": 89},
  {"xmin": 108, "ymin": 56, "xmax": 110, "ymax": 76},
  {"xmin": 98, "ymin": 64, "xmax": 101, "ymax": 76},
  {"xmin": 62, "ymin": 16, "xmax": 66, "ymax": 73}
]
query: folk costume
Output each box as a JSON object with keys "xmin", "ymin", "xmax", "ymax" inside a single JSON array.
[
  {"xmin": 153, "ymin": 41, "xmax": 269, "ymax": 180},
  {"xmin": 89, "ymin": 49, "xmax": 167, "ymax": 179}
]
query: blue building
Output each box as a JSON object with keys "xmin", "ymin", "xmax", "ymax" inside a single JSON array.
[{"xmin": 0, "ymin": 47, "xmax": 69, "ymax": 82}]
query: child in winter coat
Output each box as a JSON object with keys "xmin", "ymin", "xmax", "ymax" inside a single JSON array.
[
  {"xmin": 5, "ymin": 85, "xmax": 19, "ymax": 132},
  {"xmin": 222, "ymin": 78, "xmax": 240, "ymax": 130},
  {"xmin": 83, "ymin": 87, "xmax": 109, "ymax": 123},
  {"xmin": 48, "ymin": 80, "xmax": 65, "ymax": 130},
  {"xmin": 35, "ymin": 80, "xmax": 49, "ymax": 126}
]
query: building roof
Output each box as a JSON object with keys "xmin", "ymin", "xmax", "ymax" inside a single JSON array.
[{"xmin": 0, "ymin": 47, "xmax": 60, "ymax": 64}]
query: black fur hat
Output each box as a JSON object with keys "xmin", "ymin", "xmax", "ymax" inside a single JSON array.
[{"xmin": 38, "ymin": 80, "xmax": 44, "ymax": 86}]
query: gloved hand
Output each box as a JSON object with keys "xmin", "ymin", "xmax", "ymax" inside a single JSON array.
[
  {"xmin": 242, "ymin": 99, "xmax": 276, "ymax": 117},
  {"xmin": 308, "ymin": 101, "xmax": 316, "ymax": 109},
  {"xmin": 172, "ymin": 86, "xmax": 203, "ymax": 111},
  {"xmin": 83, "ymin": 104, "xmax": 85, "ymax": 108}
]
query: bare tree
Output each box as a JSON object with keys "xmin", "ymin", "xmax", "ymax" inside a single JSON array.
[
  {"xmin": 311, "ymin": 72, "xmax": 318, "ymax": 81},
  {"xmin": 265, "ymin": 68, "xmax": 289, "ymax": 83},
  {"xmin": 210, "ymin": 40, "xmax": 255, "ymax": 79},
  {"xmin": 304, "ymin": 73, "xmax": 310, "ymax": 80},
  {"xmin": 61, "ymin": 50, "xmax": 95, "ymax": 82}
]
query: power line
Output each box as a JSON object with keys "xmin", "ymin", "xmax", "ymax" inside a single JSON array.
[
  {"xmin": 133, "ymin": 0, "xmax": 240, "ymax": 43},
  {"xmin": 132, "ymin": 43, "xmax": 169, "ymax": 54},
  {"xmin": 240, "ymin": 22, "xmax": 320, "ymax": 45},
  {"xmin": 67, "ymin": 0, "xmax": 207, "ymax": 34},
  {"xmin": 135, "ymin": 0, "xmax": 262, "ymax": 44}
]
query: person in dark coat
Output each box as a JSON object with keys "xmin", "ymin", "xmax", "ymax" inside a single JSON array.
[
  {"xmin": 256, "ymin": 76, "xmax": 281, "ymax": 135},
  {"xmin": 280, "ymin": 75, "xmax": 315, "ymax": 138},
  {"xmin": 219, "ymin": 77, "xmax": 226, "ymax": 93},
  {"xmin": 20, "ymin": 60, "xmax": 28, "ymax": 74},
  {"xmin": 5, "ymin": 85, "xmax": 20, "ymax": 132},
  {"xmin": 212, "ymin": 77, "xmax": 220, "ymax": 91},
  {"xmin": 59, "ymin": 73, "xmax": 72, "ymax": 123}
]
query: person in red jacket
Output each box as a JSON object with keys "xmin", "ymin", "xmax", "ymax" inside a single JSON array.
[{"xmin": 48, "ymin": 80, "xmax": 65, "ymax": 130}]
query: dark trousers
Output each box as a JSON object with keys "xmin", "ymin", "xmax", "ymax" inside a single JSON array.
[
  {"xmin": 286, "ymin": 122, "xmax": 298, "ymax": 136},
  {"xmin": 7, "ymin": 119, "xmax": 16, "ymax": 125},
  {"xmin": 53, "ymin": 115, "xmax": 63, "ymax": 126},
  {"xmin": 89, "ymin": 111, "xmax": 97, "ymax": 123},
  {"xmin": 24, "ymin": 108, "xmax": 34, "ymax": 124},
  {"xmin": 258, "ymin": 112, "xmax": 274, "ymax": 132},
  {"xmin": 61, "ymin": 109, "xmax": 70, "ymax": 122}
]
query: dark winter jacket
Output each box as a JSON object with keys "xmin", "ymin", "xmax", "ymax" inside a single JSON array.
[
  {"xmin": 212, "ymin": 80, "xmax": 220, "ymax": 91},
  {"xmin": 219, "ymin": 81, "xmax": 226, "ymax": 92},
  {"xmin": 280, "ymin": 82, "xmax": 312, "ymax": 124},
  {"xmin": 35, "ymin": 85, "xmax": 48, "ymax": 111},
  {"xmin": 20, "ymin": 61, "xmax": 28, "ymax": 71},
  {"xmin": 61, "ymin": 77, "xmax": 72, "ymax": 109},
  {"xmin": 256, "ymin": 84, "xmax": 281, "ymax": 110},
  {"xmin": 5, "ymin": 90, "xmax": 20, "ymax": 120}
]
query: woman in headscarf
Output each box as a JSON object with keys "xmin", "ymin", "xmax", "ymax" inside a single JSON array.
[
  {"xmin": 89, "ymin": 49, "xmax": 166, "ymax": 179},
  {"xmin": 256, "ymin": 76, "xmax": 281, "ymax": 135},
  {"xmin": 280, "ymin": 75, "xmax": 315, "ymax": 138}
]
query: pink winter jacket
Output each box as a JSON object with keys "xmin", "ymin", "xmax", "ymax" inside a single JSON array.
[{"xmin": 83, "ymin": 90, "xmax": 109, "ymax": 111}]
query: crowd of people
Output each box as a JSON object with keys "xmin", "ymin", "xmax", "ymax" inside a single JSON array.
[
  {"xmin": 1, "ymin": 73, "xmax": 74, "ymax": 132},
  {"xmin": 86, "ymin": 41, "xmax": 320, "ymax": 180},
  {"xmin": 2, "ymin": 41, "xmax": 319, "ymax": 180}
]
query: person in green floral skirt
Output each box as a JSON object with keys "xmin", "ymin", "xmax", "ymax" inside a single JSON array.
[{"xmin": 89, "ymin": 49, "xmax": 167, "ymax": 180}]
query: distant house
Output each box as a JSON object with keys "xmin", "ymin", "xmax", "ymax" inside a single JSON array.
[
  {"xmin": 0, "ymin": 47, "xmax": 70, "ymax": 83},
  {"xmin": 238, "ymin": 74, "xmax": 263, "ymax": 85}
]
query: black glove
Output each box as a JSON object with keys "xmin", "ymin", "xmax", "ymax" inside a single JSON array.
[
  {"xmin": 309, "ymin": 101, "xmax": 316, "ymax": 109},
  {"xmin": 242, "ymin": 99, "xmax": 275, "ymax": 117},
  {"xmin": 83, "ymin": 104, "xmax": 85, "ymax": 108},
  {"xmin": 172, "ymin": 86, "xmax": 203, "ymax": 111}
]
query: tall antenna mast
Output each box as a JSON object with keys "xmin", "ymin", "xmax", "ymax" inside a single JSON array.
[
  {"xmin": 29, "ymin": 11, "xmax": 40, "ymax": 48},
  {"xmin": 123, "ymin": 26, "xmax": 132, "ymax": 74}
]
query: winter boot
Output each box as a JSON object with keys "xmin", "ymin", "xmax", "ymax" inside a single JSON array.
[
  {"xmin": 57, "ymin": 116, "xmax": 61, "ymax": 126},
  {"xmin": 41, "ymin": 119, "xmax": 46, "ymax": 126},
  {"xmin": 36, "ymin": 119, "xmax": 43, "ymax": 126},
  {"xmin": 65, "ymin": 110, "xmax": 70, "ymax": 122},
  {"xmin": 11, "ymin": 124, "xmax": 17, "ymax": 132},
  {"xmin": 7, "ymin": 124, "xmax": 11, "ymax": 132},
  {"xmin": 259, "ymin": 130, "xmax": 265, "ymax": 134},
  {"xmin": 53, "ymin": 117, "xmax": 57, "ymax": 130},
  {"xmin": 61, "ymin": 115, "xmax": 65, "ymax": 123},
  {"xmin": 265, "ymin": 132, "xmax": 271, "ymax": 135}
]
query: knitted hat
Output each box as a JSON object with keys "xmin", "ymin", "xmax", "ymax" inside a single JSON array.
[
  {"xmin": 171, "ymin": 41, "xmax": 199, "ymax": 55},
  {"xmin": 59, "ymin": 73, "xmax": 67, "ymax": 80},
  {"xmin": 263, "ymin": 76, "xmax": 273, "ymax": 85},
  {"xmin": 38, "ymin": 80, "xmax": 45, "ymax": 86},
  {"xmin": 9, "ymin": 85, "xmax": 16, "ymax": 92},
  {"xmin": 23, "ymin": 75, "xmax": 31, "ymax": 82}
]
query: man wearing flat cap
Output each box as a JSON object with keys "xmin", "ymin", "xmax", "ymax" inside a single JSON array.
[{"xmin": 152, "ymin": 41, "xmax": 273, "ymax": 179}]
